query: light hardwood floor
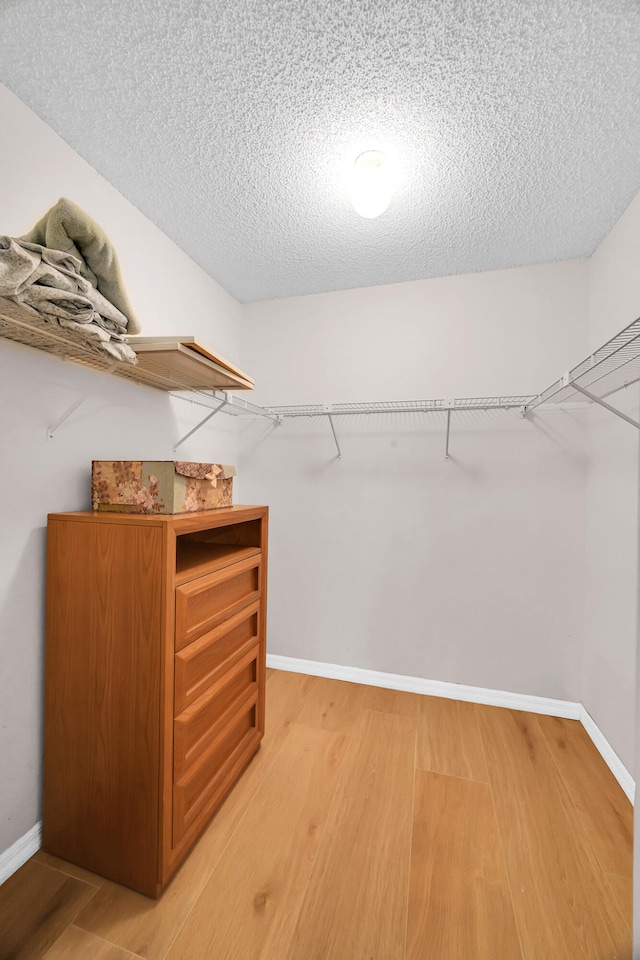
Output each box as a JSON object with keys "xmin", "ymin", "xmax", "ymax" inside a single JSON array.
[{"xmin": 0, "ymin": 670, "xmax": 633, "ymax": 960}]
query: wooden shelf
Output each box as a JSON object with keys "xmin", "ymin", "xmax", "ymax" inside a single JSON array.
[
  {"xmin": 127, "ymin": 337, "xmax": 255, "ymax": 391},
  {"xmin": 175, "ymin": 542, "xmax": 261, "ymax": 585},
  {"xmin": 0, "ymin": 306, "xmax": 254, "ymax": 393}
]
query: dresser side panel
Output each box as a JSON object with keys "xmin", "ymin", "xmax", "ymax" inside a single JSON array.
[{"xmin": 44, "ymin": 518, "xmax": 163, "ymax": 895}]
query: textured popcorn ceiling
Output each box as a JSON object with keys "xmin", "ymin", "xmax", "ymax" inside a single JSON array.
[{"xmin": 1, "ymin": 1, "xmax": 639, "ymax": 302}]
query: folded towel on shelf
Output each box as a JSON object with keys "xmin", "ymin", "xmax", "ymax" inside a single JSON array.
[
  {"xmin": 0, "ymin": 235, "xmax": 137, "ymax": 364},
  {"xmin": 0, "ymin": 295, "xmax": 137, "ymax": 364},
  {"xmin": 20, "ymin": 197, "xmax": 140, "ymax": 334},
  {"xmin": 0, "ymin": 235, "xmax": 128, "ymax": 327}
]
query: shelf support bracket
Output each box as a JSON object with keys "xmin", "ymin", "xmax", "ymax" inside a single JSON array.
[
  {"xmin": 47, "ymin": 361, "xmax": 119, "ymax": 440},
  {"xmin": 570, "ymin": 383, "xmax": 640, "ymax": 430},
  {"xmin": 327, "ymin": 413, "xmax": 342, "ymax": 461},
  {"xmin": 444, "ymin": 409, "xmax": 451, "ymax": 460},
  {"xmin": 173, "ymin": 398, "xmax": 228, "ymax": 453}
]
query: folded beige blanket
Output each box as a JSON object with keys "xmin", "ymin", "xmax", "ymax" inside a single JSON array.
[
  {"xmin": 21, "ymin": 198, "xmax": 140, "ymax": 334},
  {"xmin": 0, "ymin": 295, "xmax": 137, "ymax": 364},
  {"xmin": 0, "ymin": 234, "xmax": 137, "ymax": 364},
  {"xmin": 0, "ymin": 236, "xmax": 128, "ymax": 332}
]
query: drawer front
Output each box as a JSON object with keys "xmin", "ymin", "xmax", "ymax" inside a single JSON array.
[
  {"xmin": 174, "ymin": 647, "xmax": 259, "ymax": 780},
  {"xmin": 174, "ymin": 601, "xmax": 260, "ymax": 715},
  {"xmin": 175, "ymin": 555, "xmax": 261, "ymax": 650},
  {"xmin": 173, "ymin": 697, "xmax": 260, "ymax": 845}
]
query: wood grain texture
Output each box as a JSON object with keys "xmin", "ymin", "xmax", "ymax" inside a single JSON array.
[
  {"xmin": 44, "ymin": 506, "xmax": 268, "ymax": 897},
  {"xmin": 76, "ymin": 790, "xmax": 258, "ymax": 960},
  {"xmin": 8, "ymin": 674, "xmax": 630, "ymax": 960},
  {"xmin": 606, "ymin": 873, "xmax": 632, "ymax": 933},
  {"xmin": 537, "ymin": 714, "xmax": 633, "ymax": 877},
  {"xmin": 75, "ymin": 670, "xmax": 316, "ymax": 960},
  {"xmin": 33, "ymin": 850, "xmax": 106, "ymax": 887},
  {"xmin": 159, "ymin": 522, "xmax": 177, "ymax": 890},
  {"xmin": 286, "ymin": 709, "xmax": 416, "ymax": 960},
  {"xmin": 477, "ymin": 706, "xmax": 630, "ymax": 960},
  {"xmin": 47, "ymin": 506, "xmax": 267, "ymax": 530},
  {"xmin": 173, "ymin": 651, "xmax": 258, "ymax": 779},
  {"xmin": 416, "ymin": 695, "xmax": 488, "ymax": 782},
  {"xmin": 175, "ymin": 542, "xmax": 260, "ymax": 585},
  {"xmin": 184, "ymin": 519, "xmax": 262, "ymax": 549},
  {"xmin": 44, "ymin": 519, "xmax": 163, "ymax": 895},
  {"xmin": 172, "ymin": 719, "xmax": 260, "ymax": 844},
  {"xmin": 407, "ymin": 770, "xmax": 522, "ymax": 960},
  {"xmin": 170, "ymin": 506, "xmax": 267, "ymax": 535},
  {"xmin": 295, "ymin": 675, "xmax": 369, "ymax": 734},
  {"xmin": 256, "ymin": 511, "xmax": 268, "ymax": 737},
  {"xmin": 174, "ymin": 602, "xmax": 259, "ymax": 714},
  {"xmin": 174, "ymin": 555, "xmax": 261, "ymax": 650},
  {"xmin": 364, "ymin": 684, "xmax": 421, "ymax": 717},
  {"xmin": 165, "ymin": 724, "xmax": 348, "ymax": 960},
  {"xmin": 0, "ymin": 860, "xmax": 96, "ymax": 960},
  {"xmin": 42, "ymin": 926, "xmax": 143, "ymax": 960}
]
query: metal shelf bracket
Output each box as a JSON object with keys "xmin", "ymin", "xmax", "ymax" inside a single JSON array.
[
  {"xmin": 324, "ymin": 406, "xmax": 342, "ymax": 460},
  {"xmin": 570, "ymin": 382, "xmax": 640, "ymax": 429},
  {"xmin": 47, "ymin": 361, "xmax": 119, "ymax": 440},
  {"xmin": 444, "ymin": 409, "xmax": 451, "ymax": 460},
  {"xmin": 173, "ymin": 397, "xmax": 228, "ymax": 453}
]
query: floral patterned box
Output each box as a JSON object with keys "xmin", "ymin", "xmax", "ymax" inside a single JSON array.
[{"xmin": 91, "ymin": 460, "xmax": 236, "ymax": 514}]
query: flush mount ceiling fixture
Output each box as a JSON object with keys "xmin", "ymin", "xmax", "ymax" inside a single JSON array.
[
  {"xmin": 350, "ymin": 150, "xmax": 394, "ymax": 219},
  {"xmin": 1, "ymin": 0, "xmax": 639, "ymax": 299}
]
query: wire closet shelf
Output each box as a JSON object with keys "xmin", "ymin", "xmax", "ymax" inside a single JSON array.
[
  {"xmin": 0, "ymin": 309, "xmax": 278, "ymax": 422},
  {"xmin": 229, "ymin": 316, "xmax": 640, "ymax": 459},
  {"xmin": 3, "ymin": 303, "xmax": 639, "ymax": 445},
  {"xmin": 254, "ymin": 316, "xmax": 640, "ymax": 425},
  {"xmin": 525, "ymin": 316, "xmax": 640, "ymax": 411},
  {"xmin": 265, "ymin": 396, "xmax": 533, "ymax": 417}
]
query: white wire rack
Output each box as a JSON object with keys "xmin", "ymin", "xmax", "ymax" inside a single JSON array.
[
  {"xmin": 258, "ymin": 397, "xmax": 535, "ymax": 460},
  {"xmin": 0, "ymin": 307, "xmax": 280, "ymax": 442},
  {"xmin": 255, "ymin": 318, "xmax": 640, "ymax": 458},
  {"xmin": 4, "ymin": 296, "xmax": 640, "ymax": 453},
  {"xmin": 268, "ymin": 397, "xmax": 534, "ymax": 417},
  {"xmin": 526, "ymin": 316, "xmax": 640, "ymax": 411},
  {"xmin": 0, "ymin": 308, "xmax": 250, "ymax": 395}
]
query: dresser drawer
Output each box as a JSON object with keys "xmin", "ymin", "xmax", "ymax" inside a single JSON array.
[
  {"xmin": 174, "ymin": 646, "xmax": 259, "ymax": 780},
  {"xmin": 175, "ymin": 555, "xmax": 261, "ymax": 650},
  {"xmin": 173, "ymin": 698, "xmax": 260, "ymax": 845},
  {"xmin": 175, "ymin": 601, "xmax": 260, "ymax": 715}
]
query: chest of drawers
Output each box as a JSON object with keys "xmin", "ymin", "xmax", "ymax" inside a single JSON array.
[{"xmin": 43, "ymin": 505, "xmax": 268, "ymax": 896}]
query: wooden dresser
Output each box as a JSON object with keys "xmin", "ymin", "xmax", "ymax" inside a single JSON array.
[{"xmin": 43, "ymin": 505, "xmax": 268, "ymax": 897}]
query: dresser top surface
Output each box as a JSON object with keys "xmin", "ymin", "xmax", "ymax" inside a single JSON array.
[{"xmin": 48, "ymin": 504, "xmax": 268, "ymax": 532}]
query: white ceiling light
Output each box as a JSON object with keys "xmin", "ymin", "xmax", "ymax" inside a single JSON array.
[{"xmin": 350, "ymin": 150, "xmax": 393, "ymax": 219}]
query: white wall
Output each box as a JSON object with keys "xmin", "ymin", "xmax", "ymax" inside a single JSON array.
[
  {"xmin": 0, "ymin": 85, "xmax": 243, "ymax": 855},
  {"xmin": 582, "ymin": 192, "xmax": 640, "ymax": 775},
  {"xmin": 583, "ymin": 191, "xmax": 640, "ymax": 958},
  {"xmin": 240, "ymin": 261, "xmax": 590, "ymax": 700},
  {"xmin": 3, "ymin": 74, "xmax": 639, "ymax": 917}
]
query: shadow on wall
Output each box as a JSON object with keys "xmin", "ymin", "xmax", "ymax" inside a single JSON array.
[{"xmin": 0, "ymin": 525, "xmax": 47, "ymax": 842}]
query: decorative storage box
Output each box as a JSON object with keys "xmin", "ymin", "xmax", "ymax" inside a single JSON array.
[{"xmin": 91, "ymin": 460, "xmax": 236, "ymax": 514}]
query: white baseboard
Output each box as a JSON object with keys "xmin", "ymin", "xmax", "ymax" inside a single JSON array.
[
  {"xmin": 266, "ymin": 654, "xmax": 635, "ymax": 803},
  {"xmin": 266, "ymin": 654, "xmax": 582, "ymax": 718},
  {"xmin": 1, "ymin": 664, "xmax": 632, "ymax": 887},
  {"xmin": 0, "ymin": 821, "xmax": 42, "ymax": 886},
  {"xmin": 580, "ymin": 707, "xmax": 635, "ymax": 804}
]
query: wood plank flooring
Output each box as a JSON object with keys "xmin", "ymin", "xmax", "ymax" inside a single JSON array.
[{"xmin": 0, "ymin": 671, "xmax": 632, "ymax": 960}]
